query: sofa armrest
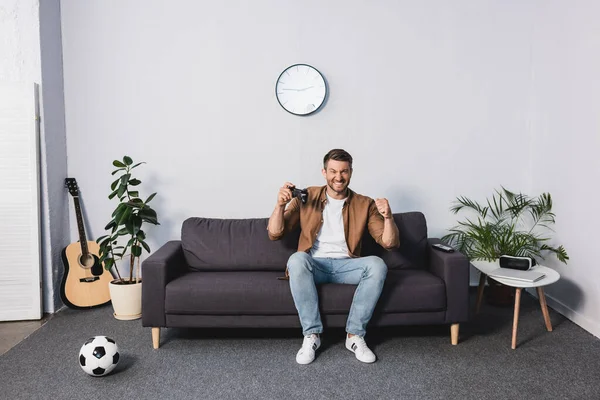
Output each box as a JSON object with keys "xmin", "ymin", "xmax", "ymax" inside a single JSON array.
[
  {"xmin": 427, "ymin": 238, "xmax": 470, "ymax": 323},
  {"xmin": 142, "ymin": 240, "xmax": 188, "ymax": 327}
]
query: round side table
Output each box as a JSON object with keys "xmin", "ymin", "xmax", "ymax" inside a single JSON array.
[{"xmin": 471, "ymin": 260, "xmax": 560, "ymax": 349}]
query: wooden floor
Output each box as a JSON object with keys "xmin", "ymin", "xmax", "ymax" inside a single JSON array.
[{"xmin": 0, "ymin": 314, "xmax": 52, "ymax": 356}]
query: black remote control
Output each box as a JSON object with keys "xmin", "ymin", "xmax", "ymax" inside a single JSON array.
[{"xmin": 432, "ymin": 243, "xmax": 454, "ymax": 253}]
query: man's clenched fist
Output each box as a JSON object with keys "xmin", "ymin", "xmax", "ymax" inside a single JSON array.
[{"xmin": 375, "ymin": 198, "xmax": 392, "ymax": 219}]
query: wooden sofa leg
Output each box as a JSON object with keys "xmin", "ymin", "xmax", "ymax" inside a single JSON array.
[
  {"xmin": 152, "ymin": 327, "xmax": 160, "ymax": 349},
  {"xmin": 451, "ymin": 323, "xmax": 459, "ymax": 345}
]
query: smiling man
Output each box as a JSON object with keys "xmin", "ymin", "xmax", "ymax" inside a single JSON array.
[{"xmin": 267, "ymin": 149, "xmax": 400, "ymax": 364}]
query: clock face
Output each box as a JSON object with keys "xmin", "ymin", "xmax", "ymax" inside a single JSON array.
[{"xmin": 276, "ymin": 64, "xmax": 327, "ymax": 116}]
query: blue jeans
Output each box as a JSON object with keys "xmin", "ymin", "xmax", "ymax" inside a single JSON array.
[{"xmin": 287, "ymin": 252, "xmax": 388, "ymax": 337}]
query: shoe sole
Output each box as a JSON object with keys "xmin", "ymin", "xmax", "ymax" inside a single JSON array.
[
  {"xmin": 296, "ymin": 356, "xmax": 315, "ymax": 365},
  {"xmin": 296, "ymin": 343, "xmax": 320, "ymax": 365},
  {"xmin": 345, "ymin": 342, "xmax": 376, "ymax": 363}
]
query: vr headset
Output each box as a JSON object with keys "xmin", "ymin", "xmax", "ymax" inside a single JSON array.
[{"xmin": 499, "ymin": 255, "xmax": 537, "ymax": 271}]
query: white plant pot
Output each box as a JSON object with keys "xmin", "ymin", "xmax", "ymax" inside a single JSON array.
[{"xmin": 108, "ymin": 279, "xmax": 142, "ymax": 320}]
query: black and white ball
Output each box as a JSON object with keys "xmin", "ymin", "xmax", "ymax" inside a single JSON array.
[{"xmin": 78, "ymin": 336, "xmax": 120, "ymax": 377}]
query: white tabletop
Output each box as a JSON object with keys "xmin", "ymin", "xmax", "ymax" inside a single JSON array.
[{"xmin": 471, "ymin": 260, "xmax": 560, "ymax": 288}]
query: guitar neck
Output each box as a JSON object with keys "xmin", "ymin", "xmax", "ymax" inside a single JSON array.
[{"xmin": 73, "ymin": 196, "xmax": 89, "ymax": 256}]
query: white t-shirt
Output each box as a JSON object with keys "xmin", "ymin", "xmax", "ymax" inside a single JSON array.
[{"xmin": 310, "ymin": 193, "xmax": 351, "ymax": 259}]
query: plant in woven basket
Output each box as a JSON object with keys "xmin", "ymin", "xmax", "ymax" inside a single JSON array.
[
  {"xmin": 97, "ymin": 156, "xmax": 159, "ymax": 284},
  {"xmin": 441, "ymin": 187, "xmax": 568, "ymax": 265}
]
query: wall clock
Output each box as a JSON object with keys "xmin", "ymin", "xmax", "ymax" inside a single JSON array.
[{"xmin": 275, "ymin": 64, "xmax": 327, "ymax": 116}]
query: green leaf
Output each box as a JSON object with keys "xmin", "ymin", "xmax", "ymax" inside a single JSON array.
[
  {"xmin": 111, "ymin": 168, "xmax": 125, "ymax": 175},
  {"xmin": 117, "ymin": 184, "xmax": 127, "ymax": 198},
  {"xmin": 132, "ymin": 245, "xmax": 142, "ymax": 257},
  {"xmin": 129, "ymin": 179, "xmax": 141, "ymax": 186},
  {"xmin": 118, "ymin": 207, "xmax": 133, "ymax": 226},
  {"xmin": 123, "ymin": 156, "xmax": 133, "ymax": 166},
  {"xmin": 111, "ymin": 178, "xmax": 120, "ymax": 191},
  {"xmin": 104, "ymin": 220, "xmax": 117, "ymax": 231},
  {"xmin": 111, "ymin": 202, "xmax": 127, "ymax": 217},
  {"xmin": 97, "ymin": 236, "xmax": 113, "ymax": 248},
  {"xmin": 125, "ymin": 219, "xmax": 134, "ymax": 235},
  {"xmin": 113, "ymin": 160, "xmax": 126, "ymax": 168},
  {"xmin": 103, "ymin": 257, "xmax": 114, "ymax": 271},
  {"xmin": 145, "ymin": 193, "xmax": 157, "ymax": 204},
  {"xmin": 108, "ymin": 190, "xmax": 119, "ymax": 200},
  {"xmin": 125, "ymin": 215, "xmax": 142, "ymax": 236},
  {"xmin": 140, "ymin": 240, "xmax": 151, "ymax": 253},
  {"xmin": 139, "ymin": 207, "xmax": 159, "ymax": 225},
  {"xmin": 96, "ymin": 235, "xmax": 109, "ymax": 244},
  {"xmin": 125, "ymin": 199, "xmax": 144, "ymax": 208},
  {"xmin": 131, "ymin": 162, "xmax": 145, "ymax": 169},
  {"xmin": 113, "ymin": 207, "xmax": 126, "ymax": 224},
  {"xmin": 120, "ymin": 174, "xmax": 131, "ymax": 185},
  {"xmin": 540, "ymin": 244, "xmax": 569, "ymax": 264},
  {"xmin": 136, "ymin": 230, "xmax": 146, "ymax": 241},
  {"xmin": 129, "ymin": 191, "xmax": 139, "ymax": 198}
]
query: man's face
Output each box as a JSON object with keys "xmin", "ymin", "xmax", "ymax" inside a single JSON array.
[{"xmin": 322, "ymin": 160, "xmax": 352, "ymax": 196}]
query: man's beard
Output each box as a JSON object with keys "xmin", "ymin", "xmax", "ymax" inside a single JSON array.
[{"xmin": 328, "ymin": 180, "xmax": 348, "ymax": 195}]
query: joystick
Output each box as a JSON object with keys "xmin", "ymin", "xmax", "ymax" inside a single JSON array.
[{"xmin": 288, "ymin": 186, "xmax": 308, "ymax": 204}]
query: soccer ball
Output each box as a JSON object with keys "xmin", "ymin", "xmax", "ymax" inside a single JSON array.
[{"xmin": 78, "ymin": 336, "xmax": 120, "ymax": 377}]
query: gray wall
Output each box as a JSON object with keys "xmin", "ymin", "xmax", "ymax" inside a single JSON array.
[
  {"xmin": 39, "ymin": 0, "xmax": 68, "ymax": 312},
  {"xmin": 529, "ymin": 0, "xmax": 600, "ymax": 338},
  {"xmin": 58, "ymin": 0, "xmax": 599, "ymax": 338},
  {"xmin": 60, "ymin": 0, "xmax": 533, "ymax": 245}
]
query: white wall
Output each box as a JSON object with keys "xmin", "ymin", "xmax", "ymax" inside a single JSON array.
[
  {"xmin": 529, "ymin": 0, "xmax": 600, "ymax": 338},
  {"xmin": 0, "ymin": 1, "xmax": 40, "ymax": 80},
  {"xmin": 60, "ymin": 0, "xmax": 534, "ymax": 248},
  {"xmin": 58, "ymin": 1, "xmax": 600, "ymax": 337},
  {"xmin": 1, "ymin": 0, "xmax": 67, "ymax": 313}
]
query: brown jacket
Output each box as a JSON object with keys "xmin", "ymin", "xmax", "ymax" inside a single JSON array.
[{"xmin": 268, "ymin": 186, "xmax": 400, "ymax": 260}]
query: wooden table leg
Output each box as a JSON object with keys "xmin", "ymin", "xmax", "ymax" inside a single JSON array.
[
  {"xmin": 511, "ymin": 288, "xmax": 522, "ymax": 349},
  {"xmin": 537, "ymin": 287, "xmax": 553, "ymax": 332},
  {"xmin": 475, "ymin": 273, "xmax": 486, "ymax": 314}
]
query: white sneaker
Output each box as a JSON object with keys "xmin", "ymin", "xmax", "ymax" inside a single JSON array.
[
  {"xmin": 345, "ymin": 335, "xmax": 376, "ymax": 363},
  {"xmin": 296, "ymin": 334, "xmax": 321, "ymax": 364}
]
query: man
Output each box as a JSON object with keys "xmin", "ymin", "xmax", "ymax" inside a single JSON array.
[{"xmin": 267, "ymin": 149, "xmax": 400, "ymax": 364}]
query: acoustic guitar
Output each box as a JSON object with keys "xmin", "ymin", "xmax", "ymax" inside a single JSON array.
[{"xmin": 60, "ymin": 178, "xmax": 112, "ymax": 309}]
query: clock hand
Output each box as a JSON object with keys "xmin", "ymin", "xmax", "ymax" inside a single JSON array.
[
  {"xmin": 299, "ymin": 86, "xmax": 314, "ymax": 91},
  {"xmin": 281, "ymin": 88, "xmax": 301, "ymax": 91}
]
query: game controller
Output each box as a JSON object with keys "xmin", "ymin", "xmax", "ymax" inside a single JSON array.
[{"xmin": 288, "ymin": 186, "xmax": 308, "ymax": 204}]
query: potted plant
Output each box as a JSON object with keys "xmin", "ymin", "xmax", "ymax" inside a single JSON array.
[
  {"xmin": 97, "ymin": 156, "xmax": 159, "ymax": 320},
  {"xmin": 441, "ymin": 187, "xmax": 568, "ymax": 306}
]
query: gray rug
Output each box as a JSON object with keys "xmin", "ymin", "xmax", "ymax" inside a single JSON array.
[{"xmin": 1, "ymin": 291, "xmax": 600, "ymax": 400}]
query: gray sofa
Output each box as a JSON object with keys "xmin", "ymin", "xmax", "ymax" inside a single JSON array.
[{"xmin": 141, "ymin": 212, "xmax": 470, "ymax": 348}]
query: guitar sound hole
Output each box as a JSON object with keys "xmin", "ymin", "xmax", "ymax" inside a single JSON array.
[{"xmin": 79, "ymin": 254, "xmax": 95, "ymax": 268}]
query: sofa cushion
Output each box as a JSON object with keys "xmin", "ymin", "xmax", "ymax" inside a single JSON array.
[
  {"xmin": 182, "ymin": 212, "xmax": 428, "ymax": 271},
  {"xmin": 182, "ymin": 217, "xmax": 300, "ymax": 271},
  {"xmin": 164, "ymin": 270, "xmax": 445, "ymax": 315},
  {"xmin": 361, "ymin": 212, "xmax": 429, "ymax": 269}
]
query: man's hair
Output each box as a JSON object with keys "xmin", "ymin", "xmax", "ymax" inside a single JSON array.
[{"xmin": 323, "ymin": 149, "xmax": 353, "ymax": 170}]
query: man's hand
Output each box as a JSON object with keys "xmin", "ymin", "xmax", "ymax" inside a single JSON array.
[
  {"xmin": 277, "ymin": 182, "xmax": 295, "ymax": 207},
  {"xmin": 375, "ymin": 198, "xmax": 393, "ymax": 220},
  {"xmin": 375, "ymin": 198, "xmax": 399, "ymax": 248}
]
